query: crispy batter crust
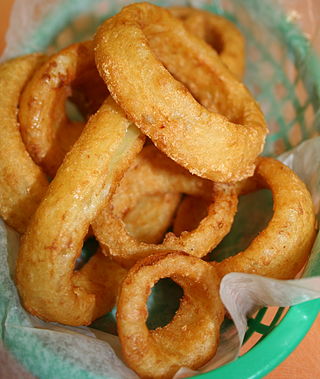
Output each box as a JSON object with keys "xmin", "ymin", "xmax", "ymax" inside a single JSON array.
[
  {"xmin": 0, "ymin": 55, "xmax": 48, "ymax": 233},
  {"xmin": 19, "ymin": 41, "xmax": 107, "ymax": 177}
]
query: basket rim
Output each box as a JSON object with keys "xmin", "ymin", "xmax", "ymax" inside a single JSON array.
[{"xmin": 197, "ymin": 299, "xmax": 320, "ymax": 378}]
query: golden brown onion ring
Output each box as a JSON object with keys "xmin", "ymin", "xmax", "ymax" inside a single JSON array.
[
  {"xmin": 19, "ymin": 41, "xmax": 107, "ymax": 177},
  {"xmin": 117, "ymin": 251, "xmax": 225, "ymax": 379},
  {"xmin": 169, "ymin": 6, "xmax": 245, "ymax": 79},
  {"xmin": 173, "ymin": 195, "xmax": 211, "ymax": 236},
  {"xmin": 94, "ymin": 2, "xmax": 267, "ymax": 182},
  {"xmin": 213, "ymin": 157, "xmax": 317, "ymax": 279},
  {"xmin": 0, "ymin": 55, "xmax": 48, "ymax": 233},
  {"xmin": 93, "ymin": 146, "xmax": 238, "ymax": 268},
  {"xmin": 16, "ymin": 97, "xmax": 144, "ymax": 326}
]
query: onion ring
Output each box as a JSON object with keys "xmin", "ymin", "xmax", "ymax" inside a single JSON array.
[
  {"xmin": 169, "ymin": 6, "xmax": 245, "ymax": 79},
  {"xmin": 19, "ymin": 41, "xmax": 107, "ymax": 177},
  {"xmin": 117, "ymin": 251, "xmax": 225, "ymax": 379},
  {"xmin": 94, "ymin": 2, "xmax": 267, "ymax": 182},
  {"xmin": 213, "ymin": 157, "xmax": 317, "ymax": 279},
  {"xmin": 0, "ymin": 55, "xmax": 48, "ymax": 233},
  {"xmin": 93, "ymin": 145, "xmax": 238, "ymax": 268},
  {"xmin": 1, "ymin": 59, "xmax": 126, "ymax": 319},
  {"xmin": 16, "ymin": 97, "xmax": 144, "ymax": 326}
]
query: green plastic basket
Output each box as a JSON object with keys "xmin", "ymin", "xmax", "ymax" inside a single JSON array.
[{"xmin": 2, "ymin": 0, "xmax": 320, "ymax": 378}]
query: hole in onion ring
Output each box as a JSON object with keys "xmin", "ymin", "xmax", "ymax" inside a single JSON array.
[
  {"xmin": 207, "ymin": 189, "xmax": 273, "ymax": 262},
  {"xmin": 65, "ymin": 99, "xmax": 85, "ymax": 122},
  {"xmin": 89, "ymin": 278, "xmax": 184, "ymax": 335},
  {"xmin": 90, "ymin": 307, "xmax": 118, "ymax": 336},
  {"xmin": 123, "ymin": 193, "xmax": 181, "ymax": 244},
  {"xmin": 203, "ymin": 28, "xmax": 224, "ymax": 54},
  {"xmin": 173, "ymin": 195, "xmax": 210, "ymax": 236},
  {"xmin": 74, "ymin": 236, "xmax": 99, "ymax": 270},
  {"xmin": 146, "ymin": 278, "xmax": 184, "ymax": 330}
]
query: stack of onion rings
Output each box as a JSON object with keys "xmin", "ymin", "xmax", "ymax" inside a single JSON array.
[
  {"xmin": 94, "ymin": 2, "xmax": 267, "ymax": 182},
  {"xmin": 0, "ymin": 2, "xmax": 315, "ymax": 377},
  {"xmin": 93, "ymin": 145, "xmax": 238, "ymax": 268}
]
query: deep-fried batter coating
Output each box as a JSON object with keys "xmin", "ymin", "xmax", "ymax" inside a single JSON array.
[
  {"xmin": 19, "ymin": 41, "xmax": 107, "ymax": 177},
  {"xmin": 213, "ymin": 157, "xmax": 317, "ymax": 279},
  {"xmin": 16, "ymin": 98, "xmax": 144, "ymax": 326},
  {"xmin": 0, "ymin": 55, "xmax": 48, "ymax": 233},
  {"xmin": 170, "ymin": 6, "xmax": 245, "ymax": 79},
  {"xmin": 117, "ymin": 252, "xmax": 225, "ymax": 379}
]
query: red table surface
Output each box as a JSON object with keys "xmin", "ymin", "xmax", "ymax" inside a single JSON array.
[{"xmin": 0, "ymin": 0, "xmax": 319, "ymax": 378}]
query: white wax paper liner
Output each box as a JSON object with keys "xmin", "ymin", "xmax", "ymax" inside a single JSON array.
[{"xmin": 175, "ymin": 274, "xmax": 320, "ymax": 378}]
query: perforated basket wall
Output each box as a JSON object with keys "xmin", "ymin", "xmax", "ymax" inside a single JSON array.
[{"xmin": 2, "ymin": 0, "xmax": 320, "ymax": 378}]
